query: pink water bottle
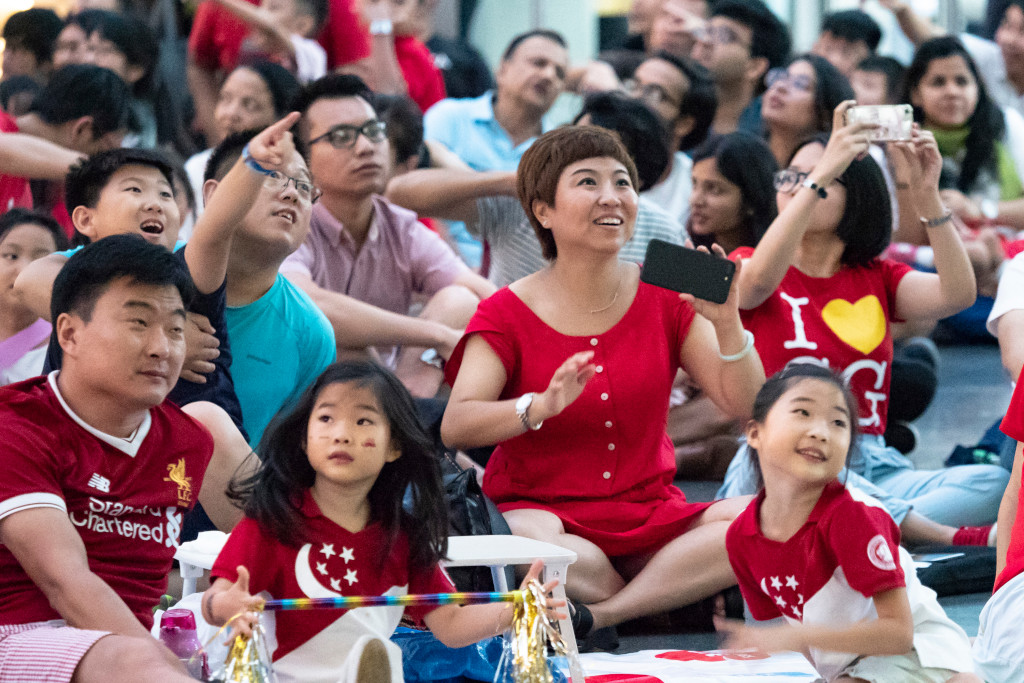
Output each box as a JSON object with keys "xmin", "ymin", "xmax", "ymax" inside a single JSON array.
[{"xmin": 159, "ymin": 608, "xmax": 210, "ymax": 680}]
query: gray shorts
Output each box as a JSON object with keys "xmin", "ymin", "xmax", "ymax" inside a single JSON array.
[{"xmin": 841, "ymin": 649, "xmax": 958, "ymax": 683}]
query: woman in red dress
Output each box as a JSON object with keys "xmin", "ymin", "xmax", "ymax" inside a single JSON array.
[{"xmin": 441, "ymin": 126, "xmax": 765, "ymax": 638}]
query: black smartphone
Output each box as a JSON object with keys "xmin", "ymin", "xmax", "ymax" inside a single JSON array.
[{"xmin": 640, "ymin": 239, "xmax": 736, "ymax": 304}]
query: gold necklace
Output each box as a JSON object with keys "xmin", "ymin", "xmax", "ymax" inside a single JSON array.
[{"xmin": 587, "ymin": 269, "xmax": 623, "ymax": 314}]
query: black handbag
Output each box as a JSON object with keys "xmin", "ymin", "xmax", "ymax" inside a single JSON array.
[
  {"xmin": 913, "ymin": 545, "xmax": 996, "ymax": 597},
  {"xmin": 441, "ymin": 452, "xmax": 515, "ymax": 592}
]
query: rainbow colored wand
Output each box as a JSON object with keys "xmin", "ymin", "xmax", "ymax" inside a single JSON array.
[{"xmin": 263, "ymin": 591, "xmax": 521, "ymax": 611}]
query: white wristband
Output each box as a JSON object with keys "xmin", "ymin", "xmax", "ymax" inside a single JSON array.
[{"xmin": 719, "ymin": 329, "xmax": 755, "ymax": 362}]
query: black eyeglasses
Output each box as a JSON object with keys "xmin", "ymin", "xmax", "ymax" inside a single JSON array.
[
  {"xmin": 765, "ymin": 68, "xmax": 815, "ymax": 93},
  {"xmin": 623, "ymin": 79, "xmax": 677, "ymax": 107},
  {"xmin": 264, "ymin": 170, "xmax": 321, "ymax": 203},
  {"xmin": 692, "ymin": 24, "xmax": 750, "ymax": 48},
  {"xmin": 310, "ymin": 120, "xmax": 388, "ymax": 149},
  {"xmin": 773, "ymin": 169, "xmax": 846, "ymax": 194}
]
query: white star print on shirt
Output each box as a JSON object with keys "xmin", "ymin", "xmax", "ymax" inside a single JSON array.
[
  {"xmin": 330, "ymin": 577, "xmax": 342, "ymax": 591},
  {"xmin": 785, "ymin": 575, "xmax": 799, "ymax": 589},
  {"xmin": 345, "ymin": 569, "xmax": 358, "ymax": 585},
  {"xmin": 340, "ymin": 547, "xmax": 355, "ymax": 563},
  {"xmin": 774, "ymin": 595, "xmax": 787, "ymax": 609},
  {"xmin": 770, "ymin": 576, "xmax": 782, "ymax": 590},
  {"xmin": 316, "ymin": 562, "xmax": 328, "ymax": 575},
  {"xmin": 320, "ymin": 543, "xmax": 336, "ymax": 558}
]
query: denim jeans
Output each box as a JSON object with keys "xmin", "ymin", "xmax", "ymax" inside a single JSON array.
[{"xmin": 717, "ymin": 434, "xmax": 1008, "ymax": 527}]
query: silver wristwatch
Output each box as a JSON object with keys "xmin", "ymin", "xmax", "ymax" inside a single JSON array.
[{"xmin": 515, "ymin": 393, "xmax": 543, "ymax": 431}]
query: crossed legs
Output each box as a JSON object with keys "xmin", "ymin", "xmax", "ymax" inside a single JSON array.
[{"xmin": 503, "ymin": 496, "xmax": 751, "ymax": 630}]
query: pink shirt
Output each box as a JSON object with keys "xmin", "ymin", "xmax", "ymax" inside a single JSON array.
[{"xmin": 280, "ymin": 196, "xmax": 467, "ymax": 315}]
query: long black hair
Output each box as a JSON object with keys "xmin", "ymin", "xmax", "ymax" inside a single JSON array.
[
  {"xmin": 747, "ymin": 363, "xmax": 860, "ymax": 490},
  {"xmin": 230, "ymin": 361, "xmax": 449, "ymax": 573},
  {"xmin": 790, "ymin": 134, "xmax": 892, "ymax": 267},
  {"xmin": 688, "ymin": 132, "xmax": 778, "ymax": 250},
  {"xmin": 904, "ymin": 36, "xmax": 1005, "ymax": 195}
]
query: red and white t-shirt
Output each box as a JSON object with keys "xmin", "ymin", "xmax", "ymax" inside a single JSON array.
[
  {"xmin": 0, "ymin": 373, "xmax": 214, "ymax": 629},
  {"xmin": 727, "ymin": 482, "xmax": 973, "ymax": 680},
  {"xmin": 211, "ymin": 493, "xmax": 454, "ymax": 680},
  {"xmin": 188, "ymin": 0, "xmax": 369, "ymax": 73},
  {"xmin": 732, "ymin": 248, "xmax": 911, "ymax": 435},
  {"xmin": 998, "ymin": 380, "xmax": 1024, "ymax": 592}
]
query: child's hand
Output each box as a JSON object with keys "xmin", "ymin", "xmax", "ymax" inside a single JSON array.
[
  {"xmin": 246, "ymin": 112, "xmax": 301, "ymax": 173},
  {"xmin": 518, "ymin": 559, "xmax": 568, "ymax": 623},
  {"xmin": 715, "ymin": 615, "xmax": 805, "ymax": 655},
  {"xmin": 207, "ymin": 566, "xmax": 264, "ymax": 638}
]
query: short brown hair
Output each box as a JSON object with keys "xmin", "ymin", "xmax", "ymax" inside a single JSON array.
[{"xmin": 516, "ymin": 126, "xmax": 639, "ymax": 260}]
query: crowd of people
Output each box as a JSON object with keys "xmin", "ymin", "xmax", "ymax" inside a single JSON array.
[{"xmin": 3, "ymin": 0, "xmax": 1024, "ymax": 681}]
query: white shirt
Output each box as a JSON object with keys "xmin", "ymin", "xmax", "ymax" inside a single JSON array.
[{"xmin": 641, "ymin": 151, "xmax": 693, "ymax": 228}]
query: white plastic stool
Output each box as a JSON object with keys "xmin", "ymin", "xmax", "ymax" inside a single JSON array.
[{"xmin": 175, "ymin": 533, "xmax": 583, "ymax": 682}]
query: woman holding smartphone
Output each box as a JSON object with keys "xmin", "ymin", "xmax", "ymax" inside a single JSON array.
[
  {"xmin": 717, "ymin": 102, "xmax": 1009, "ymax": 547},
  {"xmin": 441, "ymin": 126, "xmax": 764, "ymax": 644}
]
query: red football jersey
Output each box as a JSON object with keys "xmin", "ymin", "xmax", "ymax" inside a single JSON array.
[{"xmin": 0, "ymin": 374, "xmax": 213, "ymax": 629}]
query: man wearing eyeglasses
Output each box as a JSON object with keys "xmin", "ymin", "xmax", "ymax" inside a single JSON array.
[
  {"xmin": 624, "ymin": 51, "xmax": 716, "ymax": 226},
  {"xmin": 282, "ymin": 74, "xmax": 496, "ymax": 398},
  {"xmin": 198, "ymin": 128, "xmax": 337, "ymax": 447},
  {"xmin": 691, "ymin": 0, "xmax": 790, "ymax": 136}
]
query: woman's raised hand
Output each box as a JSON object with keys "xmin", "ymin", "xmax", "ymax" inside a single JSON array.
[
  {"xmin": 679, "ymin": 242, "xmax": 743, "ymax": 328},
  {"xmin": 812, "ymin": 101, "xmax": 877, "ymax": 185},
  {"xmin": 533, "ymin": 351, "xmax": 597, "ymax": 422},
  {"xmin": 888, "ymin": 125, "xmax": 943, "ymax": 196}
]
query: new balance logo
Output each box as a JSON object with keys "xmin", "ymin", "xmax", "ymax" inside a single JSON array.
[{"xmin": 87, "ymin": 473, "xmax": 111, "ymax": 493}]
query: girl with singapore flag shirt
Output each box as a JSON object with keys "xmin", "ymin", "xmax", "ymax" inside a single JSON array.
[
  {"xmin": 201, "ymin": 362, "xmax": 562, "ymax": 682},
  {"xmin": 718, "ymin": 364, "xmax": 978, "ymax": 682}
]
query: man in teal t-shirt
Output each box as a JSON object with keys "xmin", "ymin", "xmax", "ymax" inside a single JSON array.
[
  {"xmin": 204, "ymin": 130, "xmax": 336, "ymax": 447},
  {"xmin": 226, "ymin": 275, "xmax": 334, "ymax": 446}
]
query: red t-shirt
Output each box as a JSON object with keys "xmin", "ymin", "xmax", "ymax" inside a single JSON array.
[
  {"xmin": 732, "ymin": 247, "xmax": 912, "ymax": 435},
  {"xmin": 727, "ymin": 483, "xmax": 906, "ymax": 680},
  {"xmin": 0, "ymin": 113, "xmax": 74, "ymax": 238},
  {"xmin": 394, "ymin": 36, "xmax": 446, "ymax": 112},
  {"xmin": 188, "ymin": 0, "xmax": 369, "ymax": 72},
  {"xmin": 211, "ymin": 492, "xmax": 454, "ymax": 663},
  {"xmin": 0, "ymin": 112, "xmax": 32, "ymax": 216},
  {"xmin": 998, "ymin": 380, "xmax": 1024, "ymax": 592},
  {"xmin": 0, "ymin": 374, "xmax": 214, "ymax": 628}
]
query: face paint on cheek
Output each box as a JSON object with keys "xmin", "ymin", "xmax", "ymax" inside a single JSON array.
[{"xmin": 362, "ymin": 439, "xmax": 376, "ymax": 448}]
